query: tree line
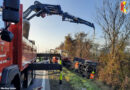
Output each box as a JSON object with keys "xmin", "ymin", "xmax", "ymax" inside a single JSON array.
[{"xmin": 56, "ymin": 0, "xmax": 130, "ymax": 89}]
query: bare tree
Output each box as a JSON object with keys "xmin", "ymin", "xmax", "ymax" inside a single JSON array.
[
  {"xmin": 74, "ymin": 32, "xmax": 88, "ymax": 58},
  {"xmin": 97, "ymin": 0, "xmax": 129, "ymax": 53},
  {"xmin": 96, "ymin": 0, "xmax": 130, "ymax": 89},
  {"xmin": 64, "ymin": 34, "xmax": 74, "ymax": 57}
]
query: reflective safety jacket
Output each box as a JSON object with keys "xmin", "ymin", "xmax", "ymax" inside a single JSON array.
[
  {"xmin": 75, "ymin": 62, "xmax": 79, "ymax": 69},
  {"xmin": 90, "ymin": 73, "xmax": 94, "ymax": 79}
]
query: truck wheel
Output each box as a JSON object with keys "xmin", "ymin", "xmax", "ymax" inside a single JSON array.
[{"xmin": 11, "ymin": 76, "xmax": 21, "ymax": 90}]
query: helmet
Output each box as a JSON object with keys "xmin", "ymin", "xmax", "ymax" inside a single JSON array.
[
  {"xmin": 53, "ymin": 56, "xmax": 56, "ymax": 59},
  {"xmin": 92, "ymin": 71, "xmax": 95, "ymax": 74}
]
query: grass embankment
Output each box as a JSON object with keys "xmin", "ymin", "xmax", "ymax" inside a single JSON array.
[
  {"xmin": 49, "ymin": 67, "xmax": 111, "ymax": 90},
  {"xmin": 62, "ymin": 68, "xmax": 100, "ymax": 90}
]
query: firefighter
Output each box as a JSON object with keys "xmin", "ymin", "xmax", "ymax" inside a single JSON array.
[
  {"xmin": 74, "ymin": 61, "xmax": 79, "ymax": 72},
  {"xmin": 90, "ymin": 71, "xmax": 95, "ymax": 79},
  {"xmin": 59, "ymin": 59, "xmax": 62, "ymax": 84},
  {"xmin": 58, "ymin": 59, "xmax": 62, "ymax": 65},
  {"xmin": 52, "ymin": 56, "xmax": 58, "ymax": 64},
  {"xmin": 39, "ymin": 57, "xmax": 42, "ymax": 62}
]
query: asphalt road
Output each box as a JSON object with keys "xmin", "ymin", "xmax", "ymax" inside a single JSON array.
[{"xmin": 22, "ymin": 70, "xmax": 50, "ymax": 90}]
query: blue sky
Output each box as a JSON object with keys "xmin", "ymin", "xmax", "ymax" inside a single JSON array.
[
  {"xmin": 1, "ymin": 0, "xmax": 120, "ymax": 52},
  {"xmin": 20, "ymin": 0, "xmax": 104, "ymax": 52},
  {"xmin": 0, "ymin": 0, "xmax": 130, "ymax": 52}
]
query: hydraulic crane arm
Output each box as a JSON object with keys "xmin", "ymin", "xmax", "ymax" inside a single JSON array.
[
  {"xmin": 23, "ymin": 1, "xmax": 63, "ymax": 19},
  {"xmin": 23, "ymin": 1, "xmax": 95, "ymax": 29},
  {"xmin": 62, "ymin": 12, "xmax": 95, "ymax": 29}
]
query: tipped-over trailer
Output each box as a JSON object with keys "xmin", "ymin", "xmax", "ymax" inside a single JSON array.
[{"xmin": 62, "ymin": 57, "xmax": 98, "ymax": 78}]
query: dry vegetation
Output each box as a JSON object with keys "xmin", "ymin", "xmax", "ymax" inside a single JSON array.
[
  {"xmin": 49, "ymin": 68, "xmax": 108, "ymax": 90},
  {"xmin": 56, "ymin": 0, "xmax": 130, "ymax": 90},
  {"xmin": 96, "ymin": 0, "xmax": 130, "ymax": 89}
]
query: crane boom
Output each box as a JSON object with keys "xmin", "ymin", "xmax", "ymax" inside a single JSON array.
[
  {"xmin": 23, "ymin": 1, "xmax": 95, "ymax": 29},
  {"xmin": 62, "ymin": 12, "xmax": 95, "ymax": 29}
]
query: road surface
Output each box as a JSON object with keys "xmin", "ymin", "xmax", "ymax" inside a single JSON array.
[{"xmin": 22, "ymin": 70, "xmax": 50, "ymax": 90}]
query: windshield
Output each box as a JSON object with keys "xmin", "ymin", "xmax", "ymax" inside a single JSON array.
[{"xmin": 0, "ymin": 0, "xmax": 4, "ymax": 29}]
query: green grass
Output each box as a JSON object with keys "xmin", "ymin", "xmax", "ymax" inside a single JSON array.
[
  {"xmin": 49, "ymin": 67, "xmax": 111, "ymax": 90},
  {"xmin": 62, "ymin": 68, "xmax": 101, "ymax": 90}
]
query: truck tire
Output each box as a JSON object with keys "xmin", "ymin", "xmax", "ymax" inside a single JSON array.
[
  {"xmin": 0, "ymin": 65, "xmax": 21, "ymax": 90},
  {"xmin": 10, "ymin": 74, "xmax": 21, "ymax": 90}
]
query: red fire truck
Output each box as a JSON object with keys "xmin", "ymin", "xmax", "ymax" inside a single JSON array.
[
  {"xmin": 0, "ymin": 0, "xmax": 37, "ymax": 89},
  {"xmin": 0, "ymin": 0, "xmax": 94, "ymax": 90}
]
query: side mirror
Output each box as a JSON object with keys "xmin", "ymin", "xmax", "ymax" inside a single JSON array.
[
  {"xmin": 2, "ymin": 0, "xmax": 20, "ymax": 23},
  {"xmin": 1, "ymin": 30, "xmax": 14, "ymax": 42}
]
